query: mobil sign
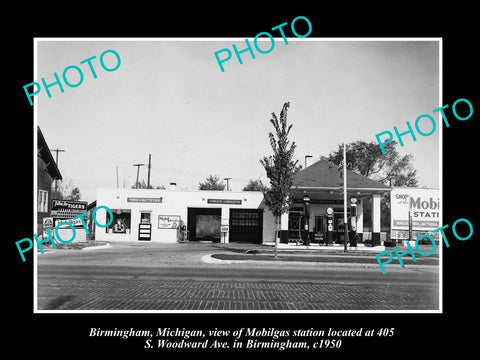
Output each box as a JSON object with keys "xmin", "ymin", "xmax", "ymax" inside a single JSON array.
[{"xmin": 390, "ymin": 187, "xmax": 440, "ymax": 233}]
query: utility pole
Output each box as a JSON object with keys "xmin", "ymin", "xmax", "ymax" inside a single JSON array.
[
  {"xmin": 224, "ymin": 177, "xmax": 231, "ymax": 191},
  {"xmin": 133, "ymin": 163, "xmax": 145, "ymax": 189},
  {"xmin": 51, "ymin": 149, "xmax": 65, "ymax": 192},
  {"xmin": 147, "ymin": 154, "xmax": 151, "ymax": 188},
  {"xmin": 343, "ymin": 143, "xmax": 349, "ymax": 252}
]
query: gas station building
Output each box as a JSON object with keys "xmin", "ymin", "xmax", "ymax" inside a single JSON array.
[{"xmin": 94, "ymin": 160, "xmax": 390, "ymax": 246}]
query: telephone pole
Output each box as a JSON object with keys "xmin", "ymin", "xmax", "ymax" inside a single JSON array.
[
  {"xmin": 147, "ymin": 154, "xmax": 151, "ymax": 188},
  {"xmin": 133, "ymin": 163, "xmax": 145, "ymax": 189},
  {"xmin": 224, "ymin": 177, "xmax": 231, "ymax": 191},
  {"xmin": 51, "ymin": 149, "xmax": 65, "ymax": 192},
  {"xmin": 343, "ymin": 143, "xmax": 349, "ymax": 253}
]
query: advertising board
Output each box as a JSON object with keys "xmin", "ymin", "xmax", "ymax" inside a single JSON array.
[{"xmin": 390, "ymin": 187, "xmax": 440, "ymax": 239}]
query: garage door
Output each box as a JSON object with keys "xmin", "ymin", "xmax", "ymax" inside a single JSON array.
[{"xmin": 229, "ymin": 209, "xmax": 263, "ymax": 243}]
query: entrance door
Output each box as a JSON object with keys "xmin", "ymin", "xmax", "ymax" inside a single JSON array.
[
  {"xmin": 187, "ymin": 208, "xmax": 221, "ymax": 242},
  {"xmin": 138, "ymin": 212, "xmax": 152, "ymax": 241},
  {"xmin": 229, "ymin": 209, "xmax": 263, "ymax": 243}
]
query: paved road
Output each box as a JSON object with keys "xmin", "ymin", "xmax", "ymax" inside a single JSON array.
[{"xmin": 36, "ymin": 242, "xmax": 439, "ymax": 311}]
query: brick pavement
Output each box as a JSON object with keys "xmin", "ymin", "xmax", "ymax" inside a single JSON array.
[{"xmin": 37, "ymin": 277, "xmax": 439, "ymax": 311}]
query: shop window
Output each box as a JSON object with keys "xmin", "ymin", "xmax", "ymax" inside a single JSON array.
[
  {"xmin": 140, "ymin": 212, "xmax": 151, "ymax": 224},
  {"xmin": 38, "ymin": 190, "xmax": 48, "ymax": 213},
  {"xmin": 106, "ymin": 209, "xmax": 131, "ymax": 234}
]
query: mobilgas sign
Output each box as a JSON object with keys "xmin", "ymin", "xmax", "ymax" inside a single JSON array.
[{"xmin": 390, "ymin": 188, "xmax": 440, "ymax": 233}]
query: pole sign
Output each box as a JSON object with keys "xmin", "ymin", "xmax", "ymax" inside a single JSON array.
[
  {"xmin": 51, "ymin": 199, "xmax": 88, "ymax": 218},
  {"xmin": 390, "ymin": 188, "xmax": 440, "ymax": 240}
]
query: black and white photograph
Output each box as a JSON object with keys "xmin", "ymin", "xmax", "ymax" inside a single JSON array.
[
  {"xmin": 8, "ymin": 6, "xmax": 478, "ymax": 357},
  {"xmin": 33, "ymin": 38, "xmax": 441, "ymax": 313}
]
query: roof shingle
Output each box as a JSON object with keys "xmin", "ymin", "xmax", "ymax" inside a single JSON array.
[{"xmin": 292, "ymin": 159, "xmax": 390, "ymax": 189}]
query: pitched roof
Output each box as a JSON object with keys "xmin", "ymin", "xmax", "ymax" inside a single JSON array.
[
  {"xmin": 292, "ymin": 159, "xmax": 390, "ymax": 190},
  {"xmin": 37, "ymin": 126, "xmax": 63, "ymax": 180}
]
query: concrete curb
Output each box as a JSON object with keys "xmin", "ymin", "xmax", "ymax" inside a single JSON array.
[
  {"xmin": 200, "ymin": 254, "xmax": 438, "ymax": 270},
  {"xmin": 82, "ymin": 243, "xmax": 112, "ymax": 251}
]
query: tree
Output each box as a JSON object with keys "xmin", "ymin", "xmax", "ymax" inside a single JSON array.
[
  {"xmin": 198, "ymin": 175, "xmax": 225, "ymax": 190},
  {"xmin": 260, "ymin": 102, "xmax": 300, "ymax": 257},
  {"xmin": 242, "ymin": 179, "xmax": 264, "ymax": 191},
  {"xmin": 66, "ymin": 187, "xmax": 81, "ymax": 201},
  {"xmin": 131, "ymin": 180, "xmax": 165, "ymax": 189},
  {"xmin": 51, "ymin": 180, "xmax": 82, "ymax": 200},
  {"xmin": 325, "ymin": 140, "xmax": 419, "ymax": 187}
]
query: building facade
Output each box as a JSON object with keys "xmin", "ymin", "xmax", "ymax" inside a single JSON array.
[
  {"xmin": 37, "ymin": 126, "xmax": 62, "ymax": 235},
  {"xmin": 94, "ymin": 186, "xmax": 276, "ymax": 244},
  {"xmin": 94, "ymin": 160, "xmax": 391, "ymax": 246}
]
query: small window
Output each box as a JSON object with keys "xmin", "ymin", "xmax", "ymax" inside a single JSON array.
[{"xmin": 38, "ymin": 190, "xmax": 48, "ymax": 213}]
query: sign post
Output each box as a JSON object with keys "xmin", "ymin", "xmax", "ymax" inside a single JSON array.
[{"xmin": 220, "ymin": 225, "xmax": 229, "ymax": 244}]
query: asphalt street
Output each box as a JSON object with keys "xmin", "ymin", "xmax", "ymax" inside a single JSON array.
[{"xmin": 36, "ymin": 241, "xmax": 440, "ymax": 311}]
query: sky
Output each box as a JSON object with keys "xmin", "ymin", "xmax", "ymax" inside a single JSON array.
[{"xmin": 36, "ymin": 38, "xmax": 440, "ymax": 203}]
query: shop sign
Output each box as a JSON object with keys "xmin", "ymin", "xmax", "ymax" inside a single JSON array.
[
  {"xmin": 207, "ymin": 199, "xmax": 242, "ymax": 205},
  {"xmin": 55, "ymin": 217, "xmax": 90, "ymax": 228},
  {"xmin": 158, "ymin": 215, "xmax": 181, "ymax": 229},
  {"xmin": 51, "ymin": 199, "xmax": 88, "ymax": 217},
  {"xmin": 127, "ymin": 197, "xmax": 163, "ymax": 203},
  {"xmin": 390, "ymin": 188, "xmax": 440, "ymax": 233}
]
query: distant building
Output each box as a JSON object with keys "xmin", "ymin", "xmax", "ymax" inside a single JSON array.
[{"xmin": 37, "ymin": 126, "xmax": 62, "ymax": 235}]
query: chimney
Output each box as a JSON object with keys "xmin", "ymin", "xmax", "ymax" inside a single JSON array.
[
  {"xmin": 169, "ymin": 182, "xmax": 177, "ymax": 191},
  {"xmin": 305, "ymin": 155, "xmax": 313, "ymax": 168}
]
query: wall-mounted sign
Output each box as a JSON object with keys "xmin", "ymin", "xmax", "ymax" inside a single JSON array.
[
  {"xmin": 207, "ymin": 199, "xmax": 242, "ymax": 205},
  {"xmin": 127, "ymin": 197, "xmax": 163, "ymax": 203},
  {"xmin": 158, "ymin": 215, "xmax": 181, "ymax": 229},
  {"xmin": 54, "ymin": 216, "xmax": 90, "ymax": 228},
  {"xmin": 43, "ymin": 217, "xmax": 54, "ymax": 228},
  {"xmin": 220, "ymin": 225, "xmax": 229, "ymax": 233},
  {"xmin": 51, "ymin": 199, "xmax": 88, "ymax": 218}
]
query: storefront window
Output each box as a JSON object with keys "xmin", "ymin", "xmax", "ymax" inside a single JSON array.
[
  {"xmin": 106, "ymin": 209, "xmax": 131, "ymax": 234},
  {"xmin": 140, "ymin": 212, "xmax": 151, "ymax": 224}
]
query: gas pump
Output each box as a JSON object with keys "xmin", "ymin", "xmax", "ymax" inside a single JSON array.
[
  {"xmin": 349, "ymin": 197, "xmax": 358, "ymax": 247},
  {"xmin": 325, "ymin": 207, "xmax": 334, "ymax": 245},
  {"xmin": 303, "ymin": 194, "xmax": 311, "ymax": 246}
]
